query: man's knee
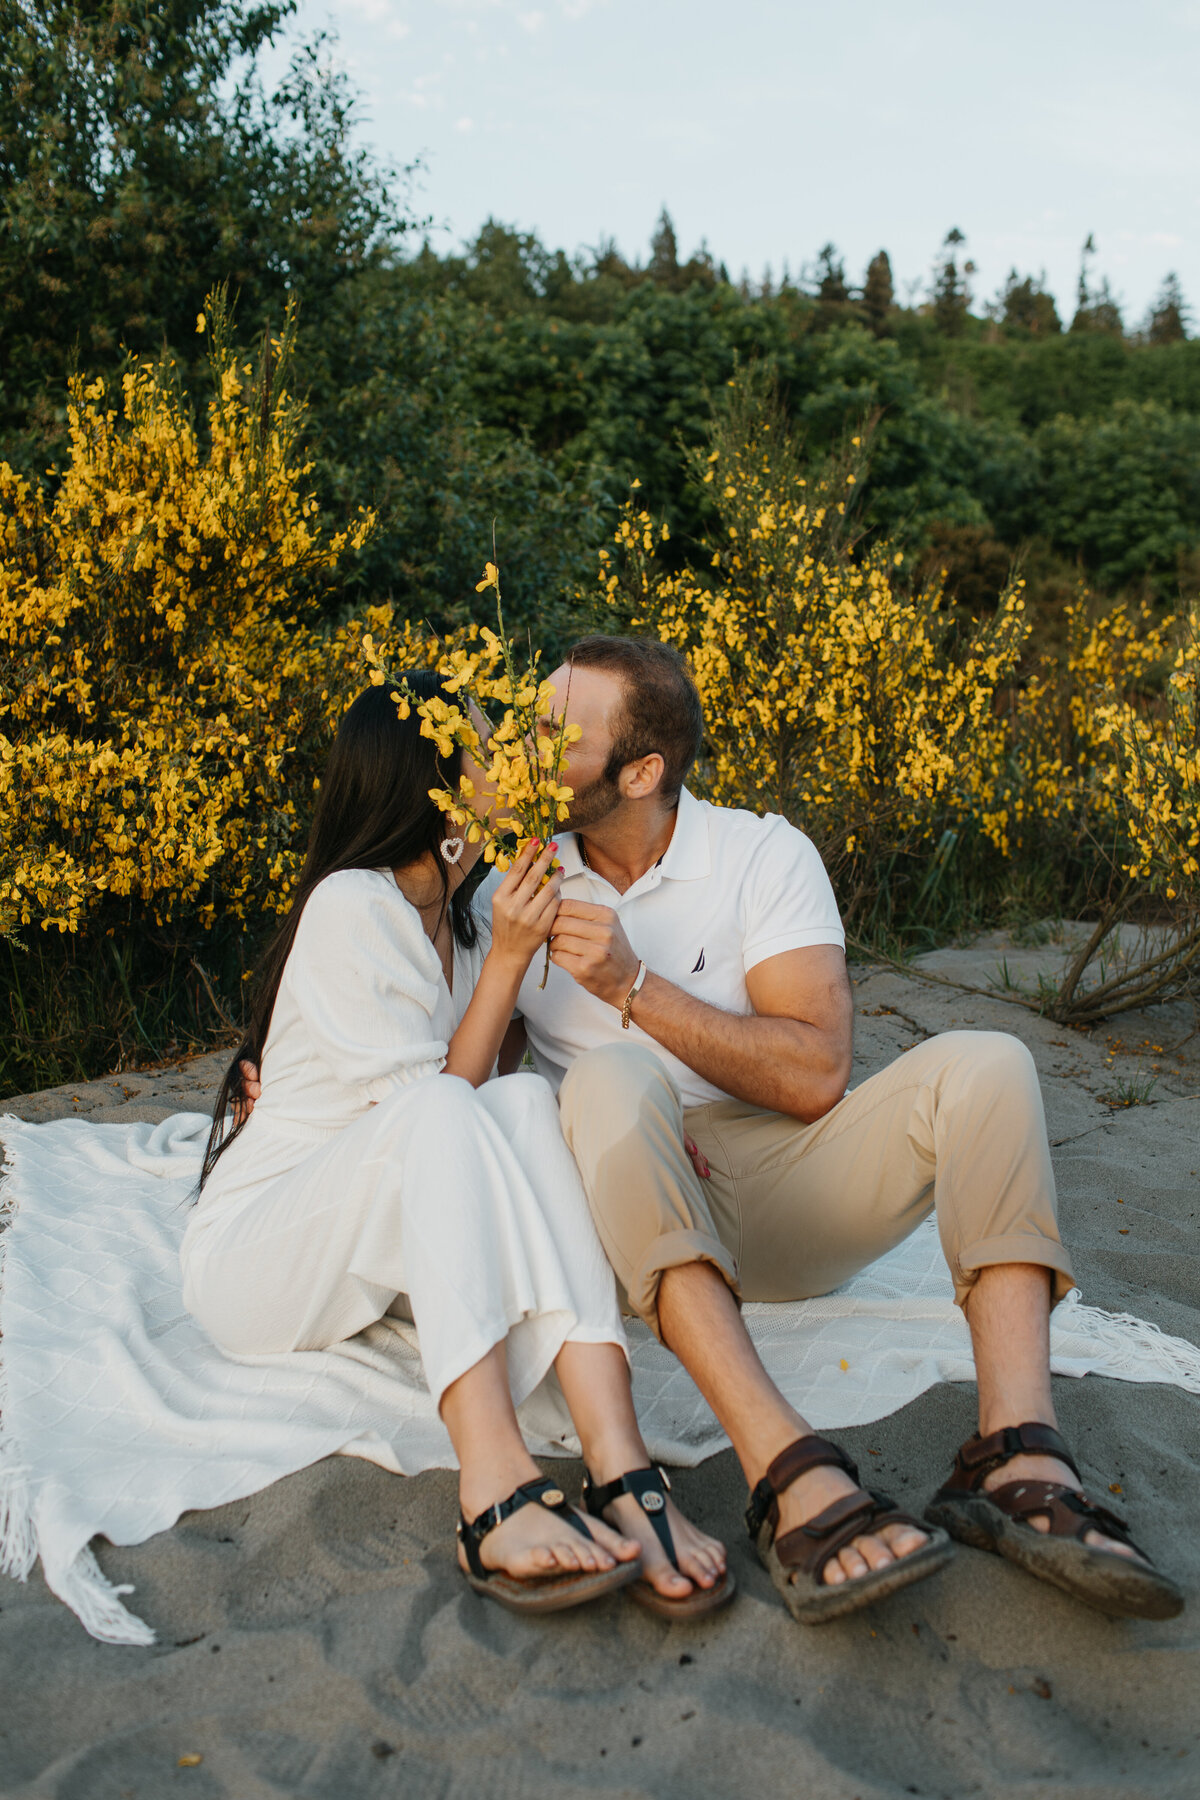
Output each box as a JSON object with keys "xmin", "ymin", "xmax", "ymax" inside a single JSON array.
[
  {"xmin": 918, "ymin": 1030, "xmax": 1046, "ymax": 1149},
  {"xmin": 558, "ymin": 1041, "xmax": 680, "ymax": 1145},
  {"xmin": 918, "ymin": 1028, "xmax": 1037, "ymax": 1087},
  {"xmin": 955, "ymin": 1029, "xmax": 1039, "ymax": 1092}
]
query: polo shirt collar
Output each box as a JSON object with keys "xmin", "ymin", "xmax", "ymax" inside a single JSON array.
[
  {"xmin": 560, "ymin": 787, "xmax": 710, "ymax": 894},
  {"xmin": 656, "ymin": 787, "xmax": 711, "ymax": 882}
]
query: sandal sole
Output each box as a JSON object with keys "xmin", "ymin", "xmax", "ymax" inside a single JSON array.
[
  {"xmin": 627, "ymin": 1568, "xmax": 737, "ymax": 1620},
  {"xmin": 761, "ymin": 1528, "xmax": 955, "ymax": 1625},
  {"xmin": 464, "ymin": 1556, "xmax": 643, "ymax": 1615},
  {"xmin": 925, "ymin": 1493, "xmax": 1185, "ymax": 1621}
]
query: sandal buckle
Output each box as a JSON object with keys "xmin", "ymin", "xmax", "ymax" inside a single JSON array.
[{"xmin": 745, "ymin": 1477, "xmax": 773, "ymax": 1542}]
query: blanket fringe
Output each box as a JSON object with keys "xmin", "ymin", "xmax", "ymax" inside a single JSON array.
[
  {"xmin": 0, "ymin": 1451, "xmax": 35, "ymax": 1582},
  {"xmin": 43, "ymin": 1547, "xmax": 156, "ymax": 1648},
  {"xmin": 1057, "ymin": 1291, "xmax": 1200, "ymax": 1391}
]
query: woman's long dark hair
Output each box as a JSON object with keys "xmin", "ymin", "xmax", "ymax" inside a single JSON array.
[{"xmin": 200, "ymin": 675, "xmax": 477, "ymax": 1188}]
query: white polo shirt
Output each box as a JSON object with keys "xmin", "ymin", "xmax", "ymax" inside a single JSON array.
[{"xmin": 472, "ymin": 788, "xmax": 845, "ymax": 1110}]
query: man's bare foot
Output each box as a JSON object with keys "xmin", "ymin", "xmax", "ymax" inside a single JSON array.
[
  {"xmin": 456, "ymin": 1486, "xmax": 640, "ymax": 1583},
  {"xmin": 595, "ymin": 1490, "xmax": 727, "ymax": 1601},
  {"xmin": 771, "ymin": 1462, "xmax": 931, "ymax": 1588},
  {"xmin": 981, "ymin": 1453, "xmax": 1146, "ymax": 1563}
]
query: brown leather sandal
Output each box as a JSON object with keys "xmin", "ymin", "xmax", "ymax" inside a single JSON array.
[
  {"xmin": 925, "ymin": 1422, "xmax": 1184, "ymax": 1620},
  {"xmin": 746, "ymin": 1434, "xmax": 954, "ymax": 1625}
]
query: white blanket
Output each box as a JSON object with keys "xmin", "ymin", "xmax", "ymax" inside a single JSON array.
[{"xmin": 2, "ymin": 1110, "xmax": 1199, "ymax": 1646}]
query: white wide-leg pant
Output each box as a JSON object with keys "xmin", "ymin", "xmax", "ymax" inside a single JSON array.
[{"xmin": 181, "ymin": 1073, "xmax": 625, "ymax": 1412}]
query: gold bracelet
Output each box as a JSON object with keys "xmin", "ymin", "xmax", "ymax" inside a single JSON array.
[{"xmin": 620, "ymin": 960, "xmax": 648, "ymax": 1029}]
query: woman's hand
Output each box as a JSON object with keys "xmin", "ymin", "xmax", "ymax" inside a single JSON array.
[
  {"xmin": 445, "ymin": 841, "xmax": 560, "ymax": 1087},
  {"xmin": 489, "ymin": 838, "xmax": 562, "ymax": 971},
  {"xmin": 233, "ymin": 1059, "xmax": 262, "ymax": 1127},
  {"xmin": 683, "ymin": 1132, "xmax": 711, "ymax": 1180}
]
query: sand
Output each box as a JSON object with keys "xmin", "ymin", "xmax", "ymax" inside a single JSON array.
[{"xmin": 1, "ymin": 932, "xmax": 1197, "ymax": 1800}]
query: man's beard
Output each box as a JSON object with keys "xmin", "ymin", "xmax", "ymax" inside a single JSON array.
[{"xmin": 562, "ymin": 769, "xmax": 623, "ymax": 832}]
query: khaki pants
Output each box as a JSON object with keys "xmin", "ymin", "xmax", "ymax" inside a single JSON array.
[{"xmin": 558, "ymin": 1032, "xmax": 1074, "ymax": 1340}]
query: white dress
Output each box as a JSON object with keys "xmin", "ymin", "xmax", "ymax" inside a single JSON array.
[{"xmin": 180, "ymin": 868, "xmax": 625, "ymax": 1413}]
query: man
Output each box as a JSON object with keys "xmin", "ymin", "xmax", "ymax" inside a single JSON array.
[{"xmin": 477, "ymin": 635, "xmax": 1182, "ymax": 1625}]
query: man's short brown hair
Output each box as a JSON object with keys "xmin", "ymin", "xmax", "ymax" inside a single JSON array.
[{"xmin": 566, "ymin": 636, "xmax": 704, "ymax": 806}]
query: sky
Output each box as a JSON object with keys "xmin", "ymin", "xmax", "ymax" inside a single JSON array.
[{"xmin": 271, "ymin": 0, "xmax": 1200, "ymax": 325}]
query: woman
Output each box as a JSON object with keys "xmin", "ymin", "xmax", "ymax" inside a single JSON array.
[{"xmin": 182, "ymin": 678, "xmax": 730, "ymax": 1616}]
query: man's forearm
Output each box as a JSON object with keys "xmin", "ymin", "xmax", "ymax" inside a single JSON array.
[{"xmin": 627, "ymin": 972, "xmax": 848, "ymax": 1121}]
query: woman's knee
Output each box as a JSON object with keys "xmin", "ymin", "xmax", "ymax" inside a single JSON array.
[
  {"xmin": 395, "ymin": 1071, "xmax": 479, "ymax": 1131},
  {"xmin": 474, "ymin": 1069, "xmax": 559, "ymax": 1139},
  {"xmin": 479, "ymin": 1068, "xmax": 556, "ymax": 1112}
]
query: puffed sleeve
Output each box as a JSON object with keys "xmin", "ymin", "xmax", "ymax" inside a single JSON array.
[
  {"xmin": 284, "ymin": 869, "xmax": 448, "ymax": 1099},
  {"xmin": 739, "ymin": 814, "xmax": 846, "ymax": 974}
]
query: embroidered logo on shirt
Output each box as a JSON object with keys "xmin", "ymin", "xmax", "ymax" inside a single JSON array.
[{"xmin": 691, "ymin": 949, "xmax": 705, "ymax": 973}]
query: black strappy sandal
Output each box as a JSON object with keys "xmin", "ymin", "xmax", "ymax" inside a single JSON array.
[
  {"xmin": 746, "ymin": 1434, "xmax": 954, "ymax": 1625},
  {"xmin": 457, "ymin": 1475, "xmax": 642, "ymax": 1614},
  {"xmin": 925, "ymin": 1422, "xmax": 1184, "ymax": 1620},
  {"xmin": 582, "ymin": 1464, "xmax": 736, "ymax": 1618}
]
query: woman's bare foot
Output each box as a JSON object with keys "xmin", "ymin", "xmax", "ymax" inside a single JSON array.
[
  {"xmin": 457, "ymin": 1475, "xmax": 640, "ymax": 1583},
  {"xmin": 981, "ymin": 1453, "xmax": 1147, "ymax": 1563},
  {"xmin": 771, "ymin": 1464, "xmax": 930, "ymax": 1588},
  {"xmin": 596, "ymin": 1487, "xmax": 727, "ymax": 1601}
]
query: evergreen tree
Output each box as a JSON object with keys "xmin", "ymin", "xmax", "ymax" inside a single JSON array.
[
  {"xmin": 649, "ymin": 208, "xmax": 681, "ymax": 286},
  {"xmin": 997, "ymin": 271, "xmax": 1062, "ymax": 336},
  {"xmin": 1071, "ymin": 235, "xmax": 1124, "ymax": 335},
  {"xmin": 1147, "ymin": 273, "xmax": 1191, "ymax": 345},
  {"xmin": 862, "ymin": 250, "xmax": 894, "ymax": 334},
  {"xmin": 816, "ymin": 243, "xmax": 850, "ymax": 305},
  {"xmin": 457, "ymin": 219, "xmax": 559, "ymax": 310},
  {"xmin": 680, "ymin": 238, "xmax": 718, "ymax": 292},
  {"xmin": 931, "ymin": 227, "xmax": 974, "ymax": 335}
]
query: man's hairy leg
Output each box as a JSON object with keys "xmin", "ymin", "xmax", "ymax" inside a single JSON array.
[
  {"xmin": 656, "ymin": 1261, "xmax": 928, "ymax": 1587},
  {"xmin": 965, "ymin": 1262, "xmax": 1142, "ymax": 1561}
]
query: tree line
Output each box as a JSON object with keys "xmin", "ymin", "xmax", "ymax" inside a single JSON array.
[{"xmin": 3, "ymin": 0, "xmax": 1198, "ymax": 649}]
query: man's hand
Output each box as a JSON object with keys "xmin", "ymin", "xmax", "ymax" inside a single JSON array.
[
  {"xmin": 549, "ymin": 899, "xmax": 641, "ymax": 1008},
  {"xmin": 233, "ymin": 1058, "xmax": 261, "ymax": 1128}
]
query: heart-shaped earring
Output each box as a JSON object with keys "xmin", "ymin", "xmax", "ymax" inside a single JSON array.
[{"xmin": 440, "ymin": 835, "xmax": 465, "ymax": 865}]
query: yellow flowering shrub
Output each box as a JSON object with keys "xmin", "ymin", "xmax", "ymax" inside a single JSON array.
[
  {"xmin": 4, "ymin": 335, "xmax": 1194, "ymax": 1080},
  {"xmin": 598, "ymin": 401, "xmax": 1027, "ymax": 920},
  {"xmin": 0, "ymin": 298, "xmax": 374, "ymax": 942},
  {"xmin": 1009, "ymin": 603, "xmax": 1200, "ymax": 1022},
  {"xmin": 996, "ymin": 599, "xmax": 1173, "ymax": 858},
  {"xmin": 1110, "ymin": 615, "xmax": 1199, "ymax": 898},
  {"xmin": 593, "ymin": 378, "xmax": 1196, "ymax": 1016}
]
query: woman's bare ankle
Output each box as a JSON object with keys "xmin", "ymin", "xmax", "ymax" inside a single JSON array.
[
  {"xmin": 578, "ymin": 1429, "xmax": 651, "ymax": 1488},
  {"xmin": 458, "ymin": 1448, "xmax": 545, "ymax": 1521}
]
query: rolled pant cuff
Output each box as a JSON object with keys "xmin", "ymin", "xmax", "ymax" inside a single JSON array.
[
  {"xmin": 955, "ymin": 1234, "xmax": 1076, "ymax": 1309},
  {"xmin": 627, "ymin": 1229, "xmax": 741, "ymax": 1342}
]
